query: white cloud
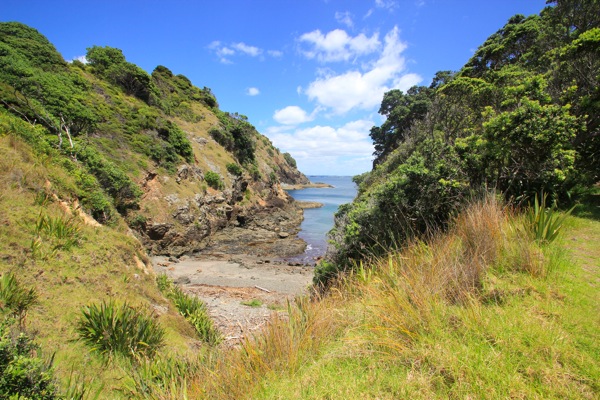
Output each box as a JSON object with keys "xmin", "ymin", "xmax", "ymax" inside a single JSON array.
[
  {"xmin": 299, "ymin": 29, "xmax": 380, "ymax": 63},
  {"xmin": 375, "ymin": 0, "xmax": 398, "ymax": 11},
  {"xmin": 304, "ymin": 26, "xmax": 422, "ymax": 114},
  {"xmin": 266, "ymin": 119, "xmax": 375, "ymax": 175},
  {"xmin": 209, "ymin": 40, "xmax": 281, "ymax": 63},
  {"xmin": 233, "ymin": 42, "xmax": 262, "ymax": 57},
  {"xmin": 69, "ymin": 55, "xmax": 88, "ymax": 64},
  {"xmin": 246, "ymin": 87, "xmax": 260, "ymax": 96},
  {"xmin": 335, "ymin": 11, "xmax": 354, "ymax": 28},
  {"xmin": 273, "ymin": 106, "xmax": 315, "ymax": 125}
]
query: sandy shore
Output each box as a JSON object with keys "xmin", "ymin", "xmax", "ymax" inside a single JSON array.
[{"xmin": 153, "ymin": 254, "xmax": 313, "ymax": 344}]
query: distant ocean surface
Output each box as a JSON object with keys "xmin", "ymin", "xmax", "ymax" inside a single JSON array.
[{"xmin": 286, "ymin": 176, "xmax": 357, "ymax": 263}]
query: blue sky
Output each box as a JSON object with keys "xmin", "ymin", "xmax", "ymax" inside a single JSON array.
[{"xmin": 2, "ymin": 0, "xmax": 548, "ymax": 175}]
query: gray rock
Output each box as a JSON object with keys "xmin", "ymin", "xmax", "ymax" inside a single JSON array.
[
  {"xmin": 148, "ymin": 223, "xmax": 172, "ymax": 240},
  {"xmin": 174, "ymin": 276, "xmax": 191, "ymax": 285}
]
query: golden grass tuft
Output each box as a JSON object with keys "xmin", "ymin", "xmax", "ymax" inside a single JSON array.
[{"xmin": 192, "ymin": 293, "xmax": 346, "ymax": 399}]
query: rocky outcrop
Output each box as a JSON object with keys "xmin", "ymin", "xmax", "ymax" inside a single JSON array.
[{"xmin": 135, "ymin": 171, "xmax": 307, "ymax": 259}]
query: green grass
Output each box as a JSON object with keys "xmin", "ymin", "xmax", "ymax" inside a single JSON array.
[
  {"xmin": 156, "ymin": 274, "xmax": 222, "ymax": 345},
  {"xmin": 185, "ymin": 196, "xmax": 600, "ymax": 399},
  {"xmin": 241, "ymin": 299, "xmax": 263, "ymax": 308}
]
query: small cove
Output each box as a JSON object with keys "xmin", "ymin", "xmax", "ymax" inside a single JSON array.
[{"xmin": 286, "ymin": 176, "xmax": 357, "ymax": 263}]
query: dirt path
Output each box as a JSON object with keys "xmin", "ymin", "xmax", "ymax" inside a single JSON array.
[{"xmin": 152, "ymin": 254, "xmax": 313, "ymax": 344}]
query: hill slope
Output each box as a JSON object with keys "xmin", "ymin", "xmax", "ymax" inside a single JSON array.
[{"xmin": 0, "ymin": 22, "xmax": 311, "ymax": 396}]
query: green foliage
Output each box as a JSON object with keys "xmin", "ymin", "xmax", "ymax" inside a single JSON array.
[
  {"xmin": 0, "ymin": 321, "xmax": 58, "ymax": 399},
  {"xmin": 212, "ymin": 111, "xmax": 257, "ymax": 164},
  {"xmin": 76, "ymin": 300, "xmax": 165, "ymax": 360},
  {"xmin": 370, "ymin": 84, "xmax": 435, "ymax": 163},
  {"xmin": 156, "ymin": 274, "xmax": 221, "ymax": 345},
  {"xmin": 156, "ymin": 120, "xmax": 194, "ymax": 163},
  {"xmin": 76, "ymin": 147, "xmax": 142, "ymax": 214},
  {"xmin": 323, "ymin": 2, "xmax": 599, "ymax": 285},
  {"xmin": 283, "ymin": 152, "xmax": 297, "ymax": 168},
  {"xmin": 152, "ymin": 65, "xmax": 217, "ymax": 116},
  {"xmin": 241, "ymin": 299, "xmax": 262, "ymax": 308},
  {"xmin": 526, "ymin": 192, "xmax": 573, "ymax": 244},
  {"xmin": 33, "ymin": 213, "xmax": 82, "ymax": 252},
  {"xmin": 86, "ymin": 45, "xmax": 160, "ymax": 104},
  {"xmin": 482, "ymin": 98, "xmax": 578, "ymax": 199},
  {"xmin": 209, "ymin": 126, "xmax": 233, "ymax": 150},
  {"xmin": 226, "ymin": 162, "xmax": 243, "ymax": 176},
  {"xmin": 249, "ymin": 165, "xmax": 261, "ymax": 181},
  {"xmin": 204, "ymin": 171, "xmax": 223, "ymax": 190},
  {"xmin": 0, "ymin": 273, "xmax": 38, "ymax": 328},
  {"xmin": 0, "ymin": 24, "xmax": 96, "ymax": 139},
  {"xmin": 321, "ymin": 137, "xmax": 470, "ymax": 283}
]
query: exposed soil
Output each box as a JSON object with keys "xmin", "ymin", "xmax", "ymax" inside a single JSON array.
[{"xmin": 152, "ymin": 253, "xmax": 313, "ymax": 345}]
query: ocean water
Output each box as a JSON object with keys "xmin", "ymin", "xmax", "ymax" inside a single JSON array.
[{"xmin": 286, "ymin": 176, "xmax": 357, "ymax": 263}]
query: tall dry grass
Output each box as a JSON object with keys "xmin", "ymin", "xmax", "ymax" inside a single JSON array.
[
  {"xmin": 347, "ymin": 194, "xmax": 544, "ymax": 356},
  {"xmin": 193, "ymin": 294, "xmax": 346, "ymax": 399}
]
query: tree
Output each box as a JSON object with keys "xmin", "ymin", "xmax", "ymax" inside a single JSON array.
[
  {"xmin": 369, "ymin": 85, "xmax": 433, "ymax": 164},
  {"xmin": 86, "ymin": 45, "xmax": 159, "ymax": 104},
  {"xmin": 483, "ymin": 98, "xmax": 578, "ymax": 199}
]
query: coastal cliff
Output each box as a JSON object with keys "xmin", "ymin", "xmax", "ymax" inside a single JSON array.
[{"xmin": 0, "ymin": 22, "xmax": 311, "ymax": 259}]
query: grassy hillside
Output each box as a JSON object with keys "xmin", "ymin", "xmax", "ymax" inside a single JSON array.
[
  {"xmin": 0, "ymin": 112, "xmax": 200, "ymax": 396},
  {"xmin": 0, "ymin": 22, "xmax": 309, "ymax": 397}
]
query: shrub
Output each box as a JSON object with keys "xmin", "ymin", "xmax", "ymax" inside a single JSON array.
[
  {"xmin": 250, "ymin": 165, "xmax": 261, "ymax": 181},
  {"xmin": 209, "ymin": 127, "xmax": 233, "ymax": 151},
  {"xmin": 0, "ymin": 321, "xmax": 58, "ymax": 399},
  {"xmin": 204, "ymin": 171, "xmax": 223, "ymax": 190},
  {"xmin": 76, "ymin": 300, "xmax": 165, "ymax": 360},
  {"xmin": 0, "ymin": 273, "xmax": 38, "ymax": 328},
  {"xmin": 33, "ymin": 213, "xmax": 82, "ymax": 252},
  {"xmin": 283, "ymin": 152, "xmax": 297, "ymax": 168},
  {"xmin": 226, "ymin": 162, "xmax": 242, "ymax": 176},
  {"xmin": 526, "ymin": 192, "xmax": 573, "ymax": 244}
]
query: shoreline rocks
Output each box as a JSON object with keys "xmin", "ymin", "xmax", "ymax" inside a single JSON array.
[
  {"xmin": 281, "ymin": 182, "xmax": 334, "ymax": 190},
  {"xmin": 296, "ymin": 201, "xmax": 324, "ymax": 209}
]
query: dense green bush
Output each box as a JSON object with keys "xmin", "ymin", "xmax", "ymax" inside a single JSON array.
[
  {"xmin": 0, "ymin": 321, "xmax": 58, "ymax": 399},
  {"xmin": 283, "ymin": 152, "xmax": 297, "ymax": 168},
  {"xmin": 86, "ymin": 45, "xmax": 160, "ymax": 105},
  {"xmin": 76, "ymin": 301, "xmax": 165, "ymax": 360},
  {"xmin": 204, "ymin": 171, "xmax": 223, "ymax": 190},
  {"xmin": 212, "ymin": 111, "xmax": 257, "ymax": 164},
  {"xmin": 320, "ymin": 1, "xmax": 599, "ymax": 286},
  {"xmin": 226, "ymin": 162, "xmax": 243, "ymax": 176},
  {"xmin": 76, "ymin": 146, "xmax": 142, "ymax": 214}
]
